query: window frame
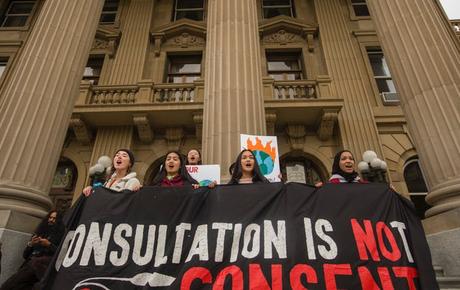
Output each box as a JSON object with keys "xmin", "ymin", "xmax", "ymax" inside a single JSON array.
[
  {"xmin": 348, "ymin": 0, "xmax": 371, "ymax": 20},
  {"xmin": 0, "ymin": 0, "xmax": 38, "ymax": 29},
  {"xmin": 266, "ymin": 50, "xmax": 304, "ymax": 81},
  {"xmin": 82, "ymin": 54, "xmax": 105, "ymax": 85},
  {"xmin": 99, "ymin": 0, "xmax": 121, "ymax": 25},
  {"xmin": 262, "ymin": 0, "xmax": 295, "ymax": 19},
  {"xmin": 403, "ymin": 157, "xmax": 430, "ymax": 219},
  {"xmin": 280, "ymin": 154, "xmax": 326, "ymax": 185},
  {"xmin": 172, "ymin": 0, "xmax": 206, "ymax": 22},
  {"xmin": 365, "ymin": 47, "xmax": 399, "ymax": 105},
  {"xmin": 166, "ymin": 53, "xmax": 203, "ymax": 84}
]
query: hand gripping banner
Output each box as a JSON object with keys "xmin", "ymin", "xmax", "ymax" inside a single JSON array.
[{"xmin": 43, "ymin": 183, "xmax": 438, "ymax": 290}]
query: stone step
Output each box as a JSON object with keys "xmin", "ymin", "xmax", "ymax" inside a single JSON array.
[
  {"xmin": 437, "ymin": 276, "xmax": 460, "ymax": 289},
  {"xmin": 435, "ymin": 265, "xmax": 446, "ymax": 277}
]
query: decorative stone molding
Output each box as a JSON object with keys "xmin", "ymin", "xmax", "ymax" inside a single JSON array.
[
  {"xmin": 286, "ymin": 125, "xmax": 306, "ymax": 150},
  {"xmin": 69, "ymin": 114, "xmax": 92, "ymax": 145},
  {"xmin": 265, "ymin": 111, "xmax": 277, "ymax": 135},
  {"xmin": 171, "ymin": 32, "xmax": 205, "ymax": 48},
  {"xmin": 263, "ymin": 30, "xmax": 303, "ymax": 45},
  {"xmin": 133, "ymin": 114, "xmax": 153, "ymax": 144},
  {"xmin": 317, "ymin": 109, "xmax": 338, "ymax": 141},
  {"xmin": 193, "ymin": 112, "xmax": 203, "ymax": 142},
  {"xmin": 165, "ymin": 127, "xmax": 184, "ymax": 151},
  {"xmin": 259, "ymin": 15, "xmax": 318, "ymax": 51},
  {"xmin": 91, "ymin": 25, "xmax": 121, "ymax": 57},
  {"xmin": 151, "ymin": 19, "xmax": 206, "ymax": 56}
]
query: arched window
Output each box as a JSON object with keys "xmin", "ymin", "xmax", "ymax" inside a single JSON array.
[
  {"xmin": 50, "ymin": 157, "xmax": 77, "ymax": 212},
  {"xmin": 404, "ymin": 157, "xmax": 430, "ymax": 219},
  {"xmin": 280, "ymin": 153, "xmax": 325, "ymax": 185}
]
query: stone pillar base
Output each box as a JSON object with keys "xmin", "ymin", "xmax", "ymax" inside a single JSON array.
[
  {"xmin": 423, "ymin": 208, "xmax": 460, "ymax": 277},
  {"xmin": 0, "ymin": 210, "xmax": 40, "ymax": 285}
]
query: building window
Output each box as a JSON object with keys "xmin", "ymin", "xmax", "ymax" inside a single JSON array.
[
  {"xmin": 82, "ymin": 55, "xmax": 104, "ymax": 85},
  {"xmin": 0, "ymin": 0, "xmax": 36, "ymax": 27},
  {"xmin": 100, "ymin": 0, "xmax": 119, "ymax": 24},
  {"xmin": 173, "ymin": 0, "xmax": 205, "ymax": 21},
  {"xmin": 404, "ymin": 158, "xmax": 430, "ymax": 219},
  {"xmin": 262, "ymin": 0, "xmax": 295, "ymax": 19},
  {"xmin": 50, "ymin": 157, "xmax": 77, "ymax": 212},
  {"xmin": 266, "ymin": 51, "xmax": 303, "ymax": 81},
  {"xmin": 367, "ymin": 48, "xmax": 399, "ymax": 104},
  {"xmin": 167, "ymin": 54, "xmax": 202, "ymax": 83},
  {"xmin": 351, "ymin": 0, "xmax": 370, "ymax": 17},
  {"xmin": 0, "ymin": 57, "xmax": 9, "ymax": 78},
  {"xmin": 281, "ymin": 156, "xmax": 324, "ymax": 185}
]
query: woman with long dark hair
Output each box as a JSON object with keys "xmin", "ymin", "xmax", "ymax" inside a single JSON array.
[
  {"xmin": 151, "ymin": 151, "xmax": 199, "ymax": 188},
  {"xmin": 228, "ymin": 149, "xmax": 269, "ymax": 185}
]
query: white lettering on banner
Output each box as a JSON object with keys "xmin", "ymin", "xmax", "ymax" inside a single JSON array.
[
  {"xmin": 155, "ymin": 225, "xmax": 168, "ymax": 267},
  {"xmin": 263, "ymin": 220, "xmax": 287, "ymax": 259},
  {"xmin": 133, "ymin": 225, "xmax": 156, "ymax": 266},
  {"xmin": 55, "ymin": 230, "xmax": 75, "ymax": 271},
  {"xmin": 63, "ymin": 225, "xmax": 86, "ymax": 267},
  {"xmin": 241, "ymin": 224, "xmax": 261, "ymax": 259},
  {"xmin": 173, "ymin": 223, "xmax": 191, "ymax": 264},
  {"xmin": 185, "ymin": 225, "xmax": 209, "ymax": 262},
  {"xmin": 390, "ymin": 221, "xmax": 414, "ymax": 263},
  {"xmin": 81, "ymin": 223, "xmax": 113, "ymax": 266},
  {"xmin": 212, "ymin": 223, "xmax": 233, "ymax": 262},
  {"xmin": 110, "ymin": 223, "xmax": 132, "ymax": 266},
  {"xmin": 315, "ymin": 219, "xmax": 338, "ymax": 260},
  {"xmin": 303, "ymin": 218, "xmax": 317, "ymax": 260},
  {"xmin": 230, "ymin": 223, "xmax": 243, "ymax": 263}
]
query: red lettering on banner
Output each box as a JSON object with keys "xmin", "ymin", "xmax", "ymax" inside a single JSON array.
[
  {"xmin": 358, "ymin": 266, "xmax": 394, "ymax": 290},
  {"xmin": 187, "ymin": 166, "xmax": 199, "ymax": 173},
  {"xmin": 181, "ymin": 267, "xmax": 213, "ymax": 290},
  {"xmin": 351, "ymin": 219, "xmax": 381, "ymax": 261},
  {"xmin": 213, "ymin": 265, "xmax": 244, "ymax": 290},
  {"xmin": 249, "ymin": 264, "xmax": 282, "ymax": 290},
  {"xmin": 393, "ymin": 267, "xmax": 418, "ymax": 290},
  {"xmin": 290, "ymin": 264, "xmax": 318, "ymax": 290},
  {"xmin": 323, "ymin": 264, "xmax": 352, "ymax": 290},
  {"xmin": 376, "ymin": 222, "xmax": 401, "ymax": 262}
]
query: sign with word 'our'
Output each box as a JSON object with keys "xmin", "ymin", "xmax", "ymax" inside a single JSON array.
[{"xmin": 186, "ymin": 165, "xmax": 221, "ymax": 186}]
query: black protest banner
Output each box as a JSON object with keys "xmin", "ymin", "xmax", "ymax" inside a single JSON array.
[{"xmin": 43, "ymin": 183, "xmax": 438, "ymax": 290}]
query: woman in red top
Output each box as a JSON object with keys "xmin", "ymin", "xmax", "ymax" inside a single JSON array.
[
  {"xmin": 328, "ymin": 150, "xmax": 366, "ymax": 183},
  {"xmin": 151, "ymin": 151, "xmax": 199, "ymax": 188}
]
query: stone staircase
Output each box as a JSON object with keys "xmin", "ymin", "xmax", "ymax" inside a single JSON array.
[{"xmin": 435, "ymin": 266, "xmax": 460, "ymax": 290}]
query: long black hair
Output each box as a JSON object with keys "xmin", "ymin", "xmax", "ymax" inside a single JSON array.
[
  {"xmin": 331, "ymin": 150, "xmax": 359, "ymax": 182},
  {"xmin": 186, "ymin": 148, "xmax": 202, "ymax": 165},
  {"xmin": 228, "ymin": 149, "xmax": 269, "ymax": 185},
  {"xmin": 34, "ymin": 210, "xmax": 64, "ymax": 238},
  {"xmin": 151, "ymin": 151, "xmax": 197, "ymax": 185}
]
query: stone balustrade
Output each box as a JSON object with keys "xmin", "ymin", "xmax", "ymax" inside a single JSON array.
[
  {"xmin": 263, "ymin": 79, "xmax": 319, "ymax": 100},
  {"xmin": 87, "ymin": 85, "xmax": 138, "ymax": 104},
  {"xmin": 152, "ymin": 83, "xmax": 196, "ymax": 103}
]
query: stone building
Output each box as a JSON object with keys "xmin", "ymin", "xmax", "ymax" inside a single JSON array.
[{"xmin": 0, "ymin": 0, "xmax": 459, "ymax": 285}]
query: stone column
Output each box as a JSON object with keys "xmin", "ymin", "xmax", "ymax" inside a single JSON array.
[
  {"xmin": 0, "ymin": 0, "xmax": 104, "ymax": 283},
  {"xmin": 105, "ymin": 0, "xmax": 154, "ymax": 85},
  {"xmin": 0, "ymin": 0, "xmax": 105, "ymax": 218},
  {"xmin": 202, "ymin": 0, "xmax": 266, "ymax": 177},
  {"xmin": 366, "ymin": 0, "xmax": 460, "ymax": 219},
  {"xmin": 314, "ymin": 0, "xmax": 384, "ymax": 158}
]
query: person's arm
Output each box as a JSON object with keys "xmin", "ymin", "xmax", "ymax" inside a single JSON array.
[
  {"xmin": 125, "ymin": 178, "xmax": 141, "ymax": 191},
  {"xmin": 82, "ymin": 186, "xmax": 93, "ymax": 196}
]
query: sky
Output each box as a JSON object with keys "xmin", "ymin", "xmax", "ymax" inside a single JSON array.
[{"xmin": 440, "ymin": 0, "xmax": 460, "ymax": 19}]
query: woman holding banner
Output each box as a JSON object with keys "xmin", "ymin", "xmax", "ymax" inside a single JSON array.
[
  {"xmin": 228, "ymin": 149, "xmax": 269, "ymax": 184},
  {"xmin": 82, "ymin": 149, "xmax": 140, "ymax": 196},
  {"xmin": 151, "ymin": 151, "xmax": 200, "ymax": 188}
]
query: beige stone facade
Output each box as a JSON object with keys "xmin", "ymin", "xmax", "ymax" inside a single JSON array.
[{"xmin": 0, "ymin": 0, "xmax": 460, "ymax": 280}]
